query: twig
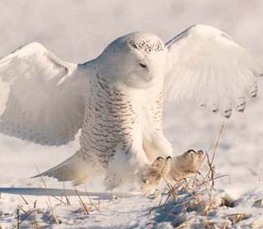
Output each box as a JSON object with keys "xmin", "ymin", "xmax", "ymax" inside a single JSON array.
[
  {"xmin": 62, "ymin": 180, "xmax": 71, "ymax": 206},
  {"xmin": 75, "ymin": 188, "xmax": 90, "ymax": 215},
  {"xmin": 84, "ymin": 185, "xmax": 100, "ymax": 212},
  {"xmin": 34, "ymin": 163, "xmax": 60, "ymax": 224},
  {"xmin": 20, "ymin": 195, "xmax": 29, "ymax": 205},
  {"xmin": 16, "ymin": 209, "xmax": 20, "ymax": 229},
  {"xmin": 211, "ymin": 123, "xmax": 225, "ymax": 165},
  {"xmin": 18, "ymin": 209, "xmax": 37, "ymax": 226},
  {"xmin": 18, "ymin": 205, "xmax": 27, "ymax": 214}
]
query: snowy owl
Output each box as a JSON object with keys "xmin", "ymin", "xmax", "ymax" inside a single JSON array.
[{"xmin": 0, "ymin": 24, "xmax": 261, "ymax": 192}]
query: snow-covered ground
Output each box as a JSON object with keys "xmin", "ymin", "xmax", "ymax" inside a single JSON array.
[{"xmin": 0, "ymin": 0, "xmax": 263, "ymax": 228}]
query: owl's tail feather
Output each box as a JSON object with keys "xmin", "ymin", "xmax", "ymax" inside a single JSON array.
[{"xmin": 32, "ymin": 151, "xmax": 92, "ymax": 186}]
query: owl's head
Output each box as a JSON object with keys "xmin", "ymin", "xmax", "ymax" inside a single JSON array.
[{"xmin": 96, "ymin": 32, "xmax": 168, "ymax": 89}]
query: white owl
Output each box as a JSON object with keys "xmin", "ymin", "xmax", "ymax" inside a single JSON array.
[{"xmin": 0, "ymin": 25, "xmax": 261, "ymax": 192}]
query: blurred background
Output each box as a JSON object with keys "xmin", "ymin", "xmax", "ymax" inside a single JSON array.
[
  {"xmin": 1, "ymin": 0, "xmax": 263, "ymax": 62},
  {"xmin": 0, "ymin": 0, "xmax": 262, "ymax": 188}
]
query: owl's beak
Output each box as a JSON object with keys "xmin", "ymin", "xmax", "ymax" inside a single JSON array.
[{"xmin": 145, "ymin": 65, "xmax": 157, "ymax": 82}]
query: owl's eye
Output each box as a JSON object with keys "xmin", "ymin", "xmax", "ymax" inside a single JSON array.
[{"xmin": 139, "ymin": 63, "xmax": 147, "ymax": 69}]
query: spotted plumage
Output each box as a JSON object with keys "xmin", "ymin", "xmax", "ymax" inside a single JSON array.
[
  {"xmin": 129, "ymin": 39, "xmax": 165, "ymax": 53},
  {"xmin": 0, "ymin": 24, "xmax": 261, "ymax": 191}
]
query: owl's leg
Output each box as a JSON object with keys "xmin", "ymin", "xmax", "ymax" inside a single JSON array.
[
  {"xmin": 142, "ymin": 91, "xmax": 173, "ymax": 162},
  {"xmin": 104, "ymin": 144, "xmax": 151, "ymax": 191},
  {"xmin": 143, "ymin": 131, "xmax": 173, "ymax": 163}
]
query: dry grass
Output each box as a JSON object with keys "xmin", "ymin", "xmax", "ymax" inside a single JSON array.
[
  {"xmin": 75, "ymin": 188, "xmax": 90, "ymax": 215},
  {"xmin": 35, "ymin": 165, "xmax": 61, "ymax": 225},
  {"xmin": 12, "ymin": 183, "xmax": 103, "ymax": 227},
  {"xmin": 2, "ymin": 123, "xmax": 260, "ymax": 228},
  {"xmin": 9, "ymin": 170, "xmax": 103, "ymax": 228},
  {"xmin": 16, "ymin": 195, "xmax": 42, "ymax": 228},
  {"xmin": 149, "ymin": 123, "xmax": 255, "ymax": 228}
]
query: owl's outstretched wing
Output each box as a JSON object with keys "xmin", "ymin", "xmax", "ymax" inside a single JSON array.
[
  {"xmin": 0, "ymin": 42, "xmax": 90, "ymax": 145},
  {"xmin": 164, "ymin": 24, "xmax": 262, "ymax": 117}
]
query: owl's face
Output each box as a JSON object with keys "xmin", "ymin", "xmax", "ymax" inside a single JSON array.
[{"xmin": 96, "ymin": 32, "xmax": 168, "ymax": 89}]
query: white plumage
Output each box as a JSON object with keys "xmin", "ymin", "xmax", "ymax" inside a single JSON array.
[{"xmin": 0, "ymin": 24, "xmax": 261, "ymax": 190}]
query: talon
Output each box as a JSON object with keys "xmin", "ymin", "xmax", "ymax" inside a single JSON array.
[
  {"xmin": 186, "ymin": 149, "xmax": 196, "ymax": 154},
  {"xmin": 196, "ymin": 150, "xmax": 206, "ymax": 159},
  {"xmin": 166, "ymin": 156, "xmax": 172, "ymax": 160},
  {"xmin": 156, "ymin": 156, "xmax": 164, "ymax": 160}
]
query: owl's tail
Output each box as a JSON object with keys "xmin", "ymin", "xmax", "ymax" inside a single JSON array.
[{"xmin": 32, "ymin": 151, "xmax": 93, "ymax": 185}]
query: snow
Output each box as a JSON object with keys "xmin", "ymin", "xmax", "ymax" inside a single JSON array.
[{"xmin": 0, "ymin": 0, "xmax": 263, "ymax": 228}]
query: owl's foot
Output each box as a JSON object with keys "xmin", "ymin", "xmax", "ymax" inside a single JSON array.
[
  {"xmin": 167, "ymin": 149, "xmax": 205, "ymax": 181},
  {"xmin": 139, "ymin": 156, "xmax": 171, "ymax": 194},
  {"xmin": 139, "ymin": 150, "xmax": 205, "ymax": 194}
]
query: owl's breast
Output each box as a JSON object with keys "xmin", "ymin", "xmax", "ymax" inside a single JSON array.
[{"xmin": 80, "ymin": 74, "xmax": 140, "ymax": 167}]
